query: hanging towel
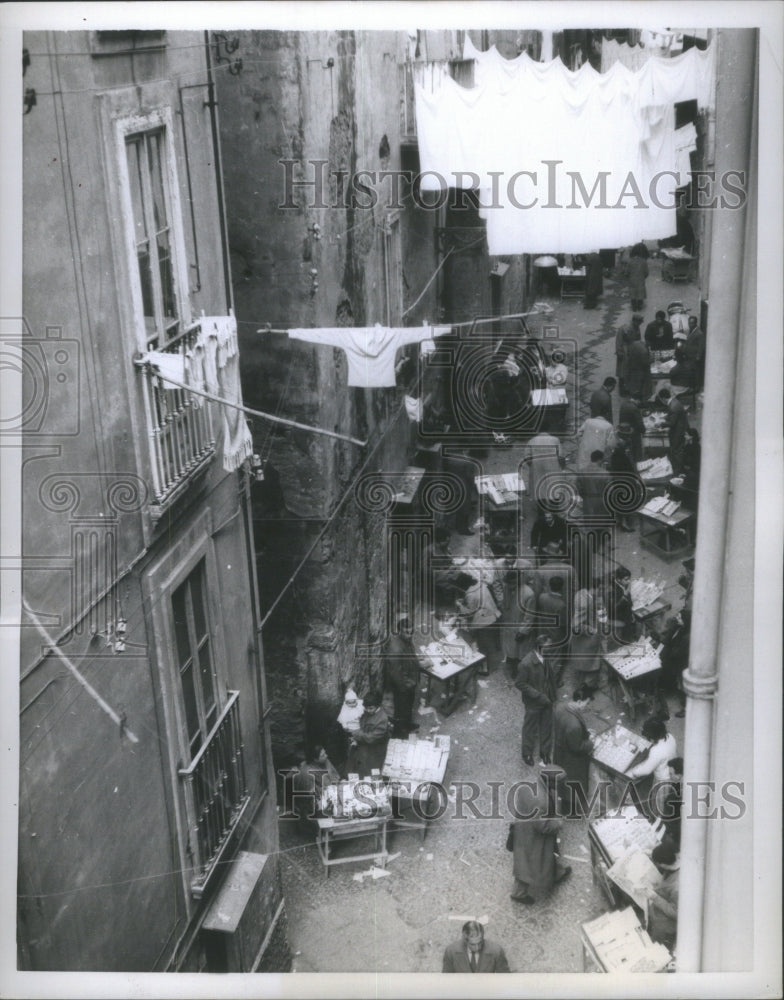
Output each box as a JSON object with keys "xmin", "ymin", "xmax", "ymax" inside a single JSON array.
[
  {"xmin": 198, "ymin": 313, "xmax": 253, "ymax": 471},
  {"xmin": 141, "ymin": 350, "xmax": 186, "ymax": 390},
  {"xmin": 288, "ymin": 324, "xmax": 451, "ymax": 387}
]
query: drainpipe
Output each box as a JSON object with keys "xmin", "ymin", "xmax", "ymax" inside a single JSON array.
[{"xmin": 676, "ymin": 28, "xmax": 756, "ymax": 972}]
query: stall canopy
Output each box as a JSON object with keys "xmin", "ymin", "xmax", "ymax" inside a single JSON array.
[{"xmin": 414, "ymin": 37, "xmax": 715, "ymax": 254}]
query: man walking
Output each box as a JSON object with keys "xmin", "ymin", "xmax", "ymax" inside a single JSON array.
[
  {"xmin": 515, "ymin": 635, "xmax": 557, "ymax": 766},
  {"xmin": 442, "ymin": 921, "xmax": 510, "ymax": 973}
]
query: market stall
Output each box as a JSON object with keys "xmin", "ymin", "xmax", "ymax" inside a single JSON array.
[
  {"xmin": 581, "ymin": 906, "xmax": 673, "ymax": 973},
  {"xmin": 316, "ymin": 779, "xmax": 393, "ymax": 877},
  {"xmin": 382, "ymin": 734, "xmax": 450, "ymax": 839},
  {"xmin": 603, "ymin": 638, "xmax": 663, "ymax": 720}
]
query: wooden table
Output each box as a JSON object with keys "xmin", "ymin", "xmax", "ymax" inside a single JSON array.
[
  {"xmin": 638, "ymin": 504, "xmax": 695, "ymax": 560},
  {"xmin": 558, "ymin": 267, "xmax": 586, "ymax": 299},
  {"xmin": 315, "ymin": 813, "xmax": 390, "ymax": 877},
  {"xmin": 414, "ymin": 631, "xmax": 484, "ymax": 708},
  {"xmin": 590, "ymin": 723, "xmax": 652, "ymax": 810},
  {"xmin": 603, "ymin": 644, "xmax": 662, "ymax": 721}
]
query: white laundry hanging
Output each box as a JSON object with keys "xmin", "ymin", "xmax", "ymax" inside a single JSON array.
[{"xmin": 288, "ymin": 323, "xmax": 451, "ymax": 388}]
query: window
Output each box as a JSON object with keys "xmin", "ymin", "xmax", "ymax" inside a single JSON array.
[
  {"xmin": 126, "ymin": 129, "xmax": 181, "ymax": 348},
  {"xmin": 115, "ymin": 112, "xmax": 215, "ymax": 508},
  {"xmin": 166, "ymin": 554, "xmax": 249, "ymax": 897},
  {"xmin": 172, "ymin": 560, "xmax": 219, "ymax": 756}
]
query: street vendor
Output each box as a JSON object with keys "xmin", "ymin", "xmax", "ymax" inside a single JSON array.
[
  {"xmin": 346, "ymin": 690, "xmax": 391, "ymax": 777},
  {"xmin": 383, "ymin": 615, "xmax": 421, "ymax": 738},
  {"xmin": 545, "ymin": 349, "xmax": 568, "ymax": 388},
  {"xmin": 291, "ymin": 745, "xmax": 341, "ymax": 826}
]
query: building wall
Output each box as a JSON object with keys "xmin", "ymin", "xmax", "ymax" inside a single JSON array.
[
  {"xmin": 18, "ymin": 30, "xmax": 282, "ymax": 972},
  {"xmin": 216, "ymin": 30, "xmax": 438, "ymax": 769}
]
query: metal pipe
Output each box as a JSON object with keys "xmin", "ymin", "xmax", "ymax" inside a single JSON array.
[{"xmin": 676, "ymin": 28, "xmax": 756, "ymax": 972}]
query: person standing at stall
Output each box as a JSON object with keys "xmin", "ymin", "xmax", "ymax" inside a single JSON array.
[
  {"xmin": 523, "ymin": 429, "xmax": 564, "ymax": 512},
  {"xmin": 644, "ymin": 311, "xmax": 675, "ymax": 351},
  {"xmin": 607, "ymin": 566, "xmax": 638, "ymax": 645},
  {"xmin": 552, "ymin": 685, "xmax": 596, "ymax": 816},
  {"xmin": 515, "ymin": 635, "xmax": 557, "ymax": 766},
  {"xmin": 622, "ymin": 325, "xmax": 653, "ymax": 401},
  {"xmin": 455, "ymin": 572, "xmax": 501, "ymax": 674},
  {"xmin": 589, "ymin": 376, "xmax": 617, "ymax": 425},
  {"xmin": 576, "ymin": 411, "xmax": 616, "ymax": 472},
  {"xmin": 608, "ymin": 426, "xmax": 639, "ymax": 532},
  {"xmin": 383, "ymin": 615, "xmax": 421, "ymax": 738},
  {"xmin": 499, "ymin": 558, "xmax": 538, "ymax": 681},
  {"xmin": 618, "ymin": 395, "xmax": 646, "ymax": 464},
  {"xmin": 655, "ymin": 387, "xmax": 690, "ymax": 474},
  {"xmin": 628, "ymin": 253, "xmax": 649, "ymax": 311},
  {"xmin": 578, "ymin": 450, "xmax": 612, "ymax": 524},
  {"xmin": 509, "ymin": 768, "xmax": 571, "ymax": 904},
  {"xmin": 583, "ymin": 251, "xmax": 604, "ymax": 309},
  {"xmin": 570, "ymin": 585, "xmax": 604, "ymax": 692},
  {"xmin": 530, "ymin": 509, "xmax": 569, "ymax": 563}
]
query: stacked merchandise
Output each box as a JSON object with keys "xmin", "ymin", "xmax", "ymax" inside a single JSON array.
[
  {"xmin": 636, "ymin": 456, "xmax": 673, "ymax": 480},
  {"xmin": 592, "ymin": 723, "xmax": 652, "ymax": 771},
  {"xmin": 582, "ymin": 907, "xmax": 672, "ymax": 972},
  {"xmin": 604, "ymin": 639, "xmax": 662, "ymax": 680},
  {"xmin": 320, "ymin": 778, "xmax": 392, "ymax": 819},
  {"xmin": 642, "ymin": 495, "xmax": 681, "ymax": 518},
  {"xmin": 382, "ymin": 736, "xmax": 450, "ymax": 784},
  {"xmin": 475, "ymin": 473, "xmax": 524, "ymax": 505},
  {"xmin": 592, "ymin": 807, "xmax": 664, "ymax": 863}
]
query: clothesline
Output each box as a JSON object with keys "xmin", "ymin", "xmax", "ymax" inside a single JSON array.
[{"xmin": 135, "ymin": 358, "xmax": 367, "ymax": 447}]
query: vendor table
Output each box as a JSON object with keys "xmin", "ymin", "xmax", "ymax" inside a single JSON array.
[
  {"xmin": 383, "ymin": 735, "xmax": 450, "ymax": 840},
  {"xmin": 475, "ymin": 471, "xmax": 526, "ymax": 543},
  {"xmin": 315, "ymin": 813, "xmax": 390, "ymax": 877},
  {"xmin": 581, "ymin": 906, "xmax": 672, "ymax": 972},
  {"xmin": 603, "ymin": 641, "xmax": 662, "ymax": 721},
  {"xmin": 633, "ymin": 597, "xmax": 671, "ymax": 634},
  {"xmin": 589, "ymin": 723, "xmax": 652, "ymax": 809},
  {"xmin": 637, "ymin": 501, "xmax": 695, "ymax": 560},
  {"xmin": 415, "ymin": 633, "xmax": 484, "ymax": 708},
  {"xmin": 558, "ymin": 267, "xmax": 586, "ymax": 299},
  {"xmin": 530, "ymin": 387, "xmax": 568, "ymax": 431},
  {"xmin": 588, "ymin": 806, "xmax": 664, "ymax": 908},
  {"xmin": 661, "ymin": 247, "xmax": 696, "ymax": 283}
]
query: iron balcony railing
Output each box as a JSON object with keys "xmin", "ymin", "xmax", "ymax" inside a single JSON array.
[
  {"xmin": 178, "ymin": 690, "xmax": 249, "ymax": 897},
  {"xmin": 140, "ymin": 320, "xmax": 216, "ymax": 505}
]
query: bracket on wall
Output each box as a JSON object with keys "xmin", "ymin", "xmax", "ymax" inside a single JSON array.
[{"xmin": 213, "ymin": 34, "xmax": 243, "ymax": 75}]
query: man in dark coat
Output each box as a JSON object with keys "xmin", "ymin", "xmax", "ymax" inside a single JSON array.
[
  {"xmin": 628, "ymin": 254, "xmax": 649, "ymax": 311},
  {"xmin": 442, "ymin": 920, "xmax": 510, "ymax": 973},
  {"xmin": 644, "ymin": 311, "xmax": 675, "ymax": 351},
  {"xmin": 346, "ymin": 691, "xmax": 391, "ymax": 776},
  {"xmin": 656, "ymin": 388, "xmax": 690, "ymax": 473},
  {"xmin": 515, "ymin": 635, "xmax": 557, "ymax": 765},
  {"xmin": 608, "ymin": 427, "xmax": 640, "ymax": 531},
  {"xmin": 589, "ymin": 376, "xmax": 617, "ymax": 424},
  {"xmin": 530, "ymin": 509, "xmax": 569, "ymax": 563},
  {"xmin": 552, "ymin": 686, "xmax": 595, "ymax": 815},
  {"xmin": 510, "ymin": 769, "xmax": 571, "ymax": 903},
  {"xmin": 618, "ymin": 395, "xmax": 646, "ymax": 463},
  {"xmin": 499, "ymin": 559, "xmax": 537, "ymax": 679},
  {"xmin": 622, "ymin": 328, "xmax": 652, "ymax": 401},
  {"xmin": 608, "ymin": 566, "xmax": 638, "ymax": 644},
  {"xmin": 583, "ymin": 251, "xmax": 604, "ymax": 309},
  {"xmin": 577, "ymin": 449, "xmax": 612, "ymax": 523},
  {"xmin": 383, "ymin": 616, "xmax": 421, "ymax": 737}
]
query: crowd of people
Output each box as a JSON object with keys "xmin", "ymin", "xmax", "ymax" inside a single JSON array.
[{"xmin": 286, "ymin": 250, "xmax": 700, "ymax": 971}]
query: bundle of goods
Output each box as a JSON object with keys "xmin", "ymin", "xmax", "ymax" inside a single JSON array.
[
  {"xmin": 642, "ymin": 495, "xmax": 680, "ymax": 518},
  {"xmin": 582, "ymin": 907, "xmax": 672, "ymax": 972},
  {"xmin": 320, "ymin": 778, "xmax": 391, "ymax": 819},
  {"xmin": 592, "ymin": 807, "xmax": 664, "ymax": 862},
  {"xmin": 629, "ymin": 577, "xmax": 665, "ymax": 611}
]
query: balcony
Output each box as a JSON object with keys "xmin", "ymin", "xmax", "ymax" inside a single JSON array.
[
  {"xmin": 139, "ymin": 321, "xmax": 216, "ymax": 513},
  {"xmin": 178, "ymin": 690, "xmax": 250, "ymax": 898}
]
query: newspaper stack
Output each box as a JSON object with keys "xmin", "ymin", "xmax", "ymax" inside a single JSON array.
[
  {"xmin": 382, "ymin": 738, "xmax": 449, "ymax": 783},
  {"xmin": 592, "ymin": 813, "xmax": 663, "ymax": 863},
  {"xmin": 582, "ymin": 907, "xmax": 672, "ymax": 973}
]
